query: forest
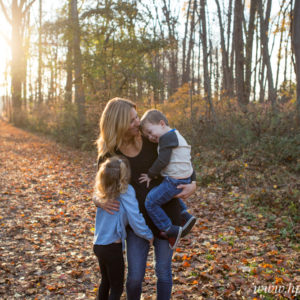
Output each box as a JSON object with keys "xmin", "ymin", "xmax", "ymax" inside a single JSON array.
[
  {"xmin": 0, "ymin": 0, "xmax": 299, "ymax": 299},
  {"xmin": 0, "ymin": 0, "xmax": 299, "ymax": 142}
]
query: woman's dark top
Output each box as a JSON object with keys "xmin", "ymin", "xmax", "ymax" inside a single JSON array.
[{"xmin": 98, "ymin": 136, "xmax": 182, "ymax": 236}]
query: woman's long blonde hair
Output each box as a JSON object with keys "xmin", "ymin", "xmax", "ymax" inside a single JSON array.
[
  {"xmin": 94, "ymin": 156, "xmax": 131, "ymax": 200},
  {"xmin": 96, "ymin": 97, "xmax": 136, "ymax": 159}
]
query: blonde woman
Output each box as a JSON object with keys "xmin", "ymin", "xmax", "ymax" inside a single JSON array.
[
  {"xmin": 94, "ymin": 97, "xmax": 196, "ymax": 300},
  {"xmin": 93, "ymin": 156, "xmax": 153, "ymax": 300}
]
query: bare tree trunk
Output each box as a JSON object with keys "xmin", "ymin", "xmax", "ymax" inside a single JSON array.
[
  {"xmin": 65, "ymin": 0, "xmax": 73, "ymax": 103},
  {"xmin": 161, "ymin": 44, "xmax": 166, "ymax": 103},
  {"xmin": 153, "ymin": 53, "xmax": 160, "ymax": 105},
  {"xmin": 209, "ymin": 39, "xmax": 213, "ymax": 95},
  {"xmin": 274, "ymin": 2, "xmax": 288, "ymax": 89},
  {"xmin": 65, "ymin": 41, "xmax": 73, "ymax": 103},
  {"xmin": 228, "ymin": 0, "xmax": 235, "ymax": 96},
  {"xmin": 11, "ymin": 1, "xmax": 23, "ymax": 123},
  {"xmin": 23, "ymin": 10, "xmax": 31, "ymax": 110},
  {"xmin": 48, "ymin": 60, "xmax": 54, "ymax": 102},
  {"xmin": 197, "ymin": 31, "xmax": 202, "ymax": 95},
  {"xmin": 191, "ymin": 47, "xmax": 195, "ymax": 96},
  {"xmin": 0, "ymin": 0, "xmax": 36, "ymax": 125},
  {"xmin": 183, "ymin": 0, "xmax": 196, "ymax": 84},
  {"xmin": 259, "ymin": 55, "xmax": 266, "ymax": 103},
  {"xmin": 275, "ymin": 6, "xmax": 287, "ymax": 91},
  {"xmin": 258, "ymin": 0, "xmax": 277, "ymax": 106},
  {"xmin": 253, "ymin": 17, "xmax": 259, "ymax": 101},
  {"xmin": 234, "ymin": 0, "xmax": 247, "ymax": 107},
  {"xmin": 182, "ymin": 0, "xmax": 191, "ymax": 85},
  {"xmin": 215, "ymin": 0, "xmax": 232, "ymax": 97},
  {"xmin": 227, "ymin": 0, "xmax": 233, "ymax": 53},
  {"xmin": 245, "ymin": 0, "xmax": 258, "ymax": 103},
  {"xmin": 200, "ymin": 0, "xmax": 216, "ymax": 121},
  {"xmin": 292, "ymin": 0, "xmax": 300, "ymax": 126},
  {"xmin": 53, "ymin": 43, "xmax": 58, "ymax": 103},
  {"xmin": 38, "ymin": 0, "xmax": 43, "ymax": 104},
  {"xmin": 3, "ymin": 61, "xmax": 11, "ymax": 119},
  {"xmin": 215, "ymin": 47, "xmax": 220, "ymax": 101},
  {"xmin": 70, "ymin": 0, "xmax": 86, "ymax": 131},
  {"xmin": 28, "ymin": 52, "xmax": 34, "ymax": 107},
  {"xmin": 162, "ymin": 0, "xmax": 178, "ymax": 96}
]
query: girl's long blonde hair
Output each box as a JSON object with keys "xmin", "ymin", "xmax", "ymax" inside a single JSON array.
[
  {"xmin": 94, "ymin": 156, "xmax": 131, "ymax": 200},
  {"xmin": 96, "ymin": 97, "xmax": 136, "ymax": 159}
]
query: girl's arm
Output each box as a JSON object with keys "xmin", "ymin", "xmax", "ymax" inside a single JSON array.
[{"xmin": 121, "ymin": 185, "xmax": 153, "ymax": 240}]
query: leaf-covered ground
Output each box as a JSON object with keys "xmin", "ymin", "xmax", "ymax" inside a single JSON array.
[{"xmin": 0, "ymin": 121, "xmax": 299, "ymax": 299}]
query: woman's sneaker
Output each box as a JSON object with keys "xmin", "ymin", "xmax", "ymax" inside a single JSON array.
[{"xmin": 181, "ymin": 212, "xmax": 196, "ymax": 237}]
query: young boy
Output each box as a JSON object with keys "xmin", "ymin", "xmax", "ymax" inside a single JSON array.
[{"xmin": 139, "ymin": 109, "xmax": 196, "ymax": 249}]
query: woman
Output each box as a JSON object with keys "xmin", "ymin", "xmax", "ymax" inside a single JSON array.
[{"xmin": 93, "ymin": 97, "xmax": 196, "ymax": 300}]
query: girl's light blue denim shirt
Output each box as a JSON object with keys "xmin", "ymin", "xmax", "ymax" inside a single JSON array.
[{"xmin": 93, "ymin": 184, "xmax": 153, "ymax": 249}]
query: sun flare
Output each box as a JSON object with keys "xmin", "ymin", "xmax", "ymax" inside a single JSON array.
[
  {"xmin": 0, "ymin": 46, "xmax": 10, "ymax": 66},
  {"xmin": 0, "ymin": 21, "xmax": 11, "ymax": 95},
  {"xmin": 0, "ymin": 38, "xmax": 10, "ymax": 96}
]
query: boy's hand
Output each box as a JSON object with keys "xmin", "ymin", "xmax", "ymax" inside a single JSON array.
[{"xmin": 139, "ymin": 173, "xmax": 152, "ymax": 188}]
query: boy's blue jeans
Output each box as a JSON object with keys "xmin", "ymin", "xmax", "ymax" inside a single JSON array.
[{"xmin": 145, "ymin": 176, "xmax": 191, "ymax": 231}]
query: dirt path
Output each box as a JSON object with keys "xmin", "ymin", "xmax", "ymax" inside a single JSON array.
[{"xmin": 0, "ymin": 121, "xmax": 299, "ymax": 299}]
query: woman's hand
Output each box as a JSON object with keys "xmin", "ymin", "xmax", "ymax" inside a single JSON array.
[
  {"xmin": 175, "ymin": 181, "xmax": 196, "ymax": 200},
  {"xmin": 93, "ymin": 193, "xmax": 120, "ymax": 214}
]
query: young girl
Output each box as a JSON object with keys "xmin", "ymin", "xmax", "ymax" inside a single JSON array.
[{"xmin": 93, "ymin": 156, "xmax": 153, "ymax": 300}]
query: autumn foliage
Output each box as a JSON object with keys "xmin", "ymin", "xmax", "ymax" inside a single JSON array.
[{"xmin": 0, "ymin": 119, "xmax": 299, "ymax": 299}]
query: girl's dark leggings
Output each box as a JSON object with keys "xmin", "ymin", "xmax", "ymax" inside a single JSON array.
[{"xmin": 93, "ymin": 243, "xmax": 124, "ymax": 300}]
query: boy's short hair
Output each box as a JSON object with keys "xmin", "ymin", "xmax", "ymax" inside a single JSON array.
[{"xmin": 140, "ymin": 109, "xmax": 169, "ymax": 127}]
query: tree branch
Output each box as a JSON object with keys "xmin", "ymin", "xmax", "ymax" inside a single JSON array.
[
  {"xmin": 20, "ymin": 0, "xmax": 27, "ymax": 10},
  {"xmin": 0, "ymin": 0, "xmax": 12, "ymax": 24},
  {"xmin": 22, "ymin": 0, "xmax": 37, "ymax": 16}
]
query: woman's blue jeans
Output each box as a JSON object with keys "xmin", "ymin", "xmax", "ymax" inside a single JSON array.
[{"xmin": 126, "ymin": 228, "xmax": 173, "ymax": 300}]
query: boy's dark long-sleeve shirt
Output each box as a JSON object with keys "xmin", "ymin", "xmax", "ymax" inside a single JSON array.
[{"xmin": 148, "ymin": 129, "xmax": 194, "ymax": 180}]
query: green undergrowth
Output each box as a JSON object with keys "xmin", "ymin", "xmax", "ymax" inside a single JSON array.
[
  {"xmin": 20, "ymin": 103, "xmax": 99, "ymax": 150},
  {"xmin": 179, "ymin": 104, "xmax": 300, "ymax": 242},
  {"xmin": 191, "ymin": 142, "xmax": 299, "ymax": 242}
]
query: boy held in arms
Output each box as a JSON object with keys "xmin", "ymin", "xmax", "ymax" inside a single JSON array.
[{"xmin": 139, "ymin": 109, "xmax": 196, "ymax": 249}]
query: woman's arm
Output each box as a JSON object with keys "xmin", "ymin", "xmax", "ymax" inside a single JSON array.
[
  {"xmin": 175, "ymin": 181, "xmax": 196, "ymax": 200},
  {"xmin": 92, "ymin": 193, "xmax": 120, "ymax": 214}
]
